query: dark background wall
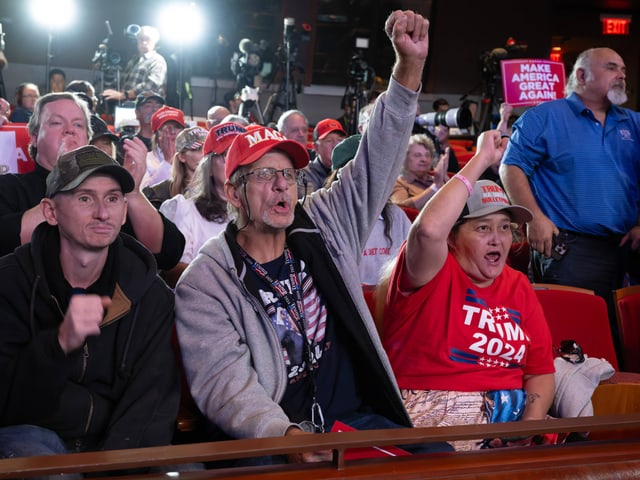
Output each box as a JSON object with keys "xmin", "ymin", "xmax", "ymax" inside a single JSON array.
[{"xmin": 1, "ymin": 0, "xmax": 639, "ymax": 118}]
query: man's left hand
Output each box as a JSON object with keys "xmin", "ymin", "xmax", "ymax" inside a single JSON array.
[
  {"xmin": 621, "ymin": 225, "xmax": 640, "ymax": 251},
  {"xmin": 121, "ymin": 136, "xmax": 147, "ymax": 189},
  {"xmin": 102, "ymin": 89, "xmax": 125, "ymax": 102}
]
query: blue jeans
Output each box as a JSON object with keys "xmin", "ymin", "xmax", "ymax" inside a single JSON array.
[{"xmin": 0, "ymin": 425, "xmax": 81, "ymax": 480}]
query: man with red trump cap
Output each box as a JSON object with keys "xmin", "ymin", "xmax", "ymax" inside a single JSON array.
[
  {"xmin": 175, "ymin": 10, "xmax": 452, "ymax": 464},
  {"xmin": 298, "ymin": 118, "xmax": 347, "ymax": 197}
]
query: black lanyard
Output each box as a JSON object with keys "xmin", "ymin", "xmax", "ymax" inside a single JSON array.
[{"xmin": 238, "ymin": 244, "xmax": 325, "ymax": 432}]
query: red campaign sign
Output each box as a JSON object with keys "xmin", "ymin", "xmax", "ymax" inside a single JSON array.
[
  {"xmin": 0, "ymin": 124, "xmax": 35, "ymax": 174},
  {"xmin": 501, "ymin": 59, "xmax": 566, "ymax": 107}
]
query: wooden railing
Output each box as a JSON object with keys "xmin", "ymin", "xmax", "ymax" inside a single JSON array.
[{"xmin": 2, "ymin": 414, "xmax": 640, "ymax": 479}]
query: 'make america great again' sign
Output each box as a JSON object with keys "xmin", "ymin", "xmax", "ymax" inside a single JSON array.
[{"xmin": 501, "ymin": 59, "xmax": 566, "ymax": 108}]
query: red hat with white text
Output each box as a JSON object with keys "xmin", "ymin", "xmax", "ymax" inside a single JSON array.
[
  {"xmin": 150, "ymin": 106, "xmax": 185, "ymax": 132},
  {"xmin": 203, "ymin": 122, "xmax": 247, "ymax": 156},
  {"xmin": 225, "ymin": 127, "xmax": 310, "ymax": 180}
]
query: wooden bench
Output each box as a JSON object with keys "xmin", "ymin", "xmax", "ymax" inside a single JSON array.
[{"xmin": 2, "ymin": 414, "xmax": 640, "ymax": 479}]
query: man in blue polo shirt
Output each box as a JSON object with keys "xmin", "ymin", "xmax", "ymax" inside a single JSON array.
[{"xmin": 500, "ymin": 47, "xmax": 640, "ymax": 325}]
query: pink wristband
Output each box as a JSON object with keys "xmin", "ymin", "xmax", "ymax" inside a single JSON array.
[{"xmin": 453, "ymin": 173, "xmax": 474, "ymax": 196}]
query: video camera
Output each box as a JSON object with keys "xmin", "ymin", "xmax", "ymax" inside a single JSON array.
[
  {"xmin": 347, "ymin": 38, "xmax": 374, "ymax": 88},
  {"xmin": 415, "ymin": 106, "xmax": 472, "ymax": 129},
  {"xmin": 92, "ymin": 21, "xmax": 121, "ymax": 69},
  {"xmin": 231, "ymin": 38, "xmax": 269, "ymax": 89},
  {"xmin": 480, "ymin": 38, "xmax": 528, "ymax": 84}
]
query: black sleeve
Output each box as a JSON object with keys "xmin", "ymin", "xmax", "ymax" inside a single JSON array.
[{"xmin": 122, "ymin": 213, "xmax": 185, "ymax": 271}]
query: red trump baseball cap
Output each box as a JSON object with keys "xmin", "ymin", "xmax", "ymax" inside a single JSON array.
[
  {"xmin": 150, "ymin": 106, "xmax": 185, "ymax": 132},
  {"xmin": 225, "ymin": 126, "xmax": 310, "ymax": 180},
  {"xmin": 203, "ymin": 122, "xmax": 247, "ymax": 156}
]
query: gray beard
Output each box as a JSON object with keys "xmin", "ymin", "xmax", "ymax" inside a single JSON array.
[{"xmin": 608, "ymin": 87, "xmax": 628, "ymax": 105}]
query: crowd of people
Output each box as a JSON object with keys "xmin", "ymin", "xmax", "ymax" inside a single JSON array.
[{"xmin": 0, "ymin": 7, "xmax": 639, "ymax": 477}]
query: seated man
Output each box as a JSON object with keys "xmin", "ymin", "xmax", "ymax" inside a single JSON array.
[
  {"xmin": 175, "ymin": 10, "xmax": 452, "ymax": 464},
  {"xmin": 0, "ymin": 92, "xmax": 185, "ymax": 270},
  {"xmin": 0, "ymin": 145, "xmax": 179, "ymax": 458},
  {"xmin": 298, "ymin": 118, "xmax": 346, "ymax": 198}
]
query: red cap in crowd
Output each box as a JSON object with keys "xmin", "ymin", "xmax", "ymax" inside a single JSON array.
[
  {"xmin": 150, "ymin": 106, "xmax": 185, "ymax": 132},
  {"xmin": 203, "ymin": 122, "xmax": 247, "ymax": 156},
  {"xmin": 225, "ymin": 126, "xmax": 310, "ymax": 180},
  {"xmin": 313, "ymin": 118, "xmax": 347, "ymax": 141}
]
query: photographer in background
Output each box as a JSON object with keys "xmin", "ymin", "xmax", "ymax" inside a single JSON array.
[
  {"xmin": 102, "ymin": 26, "xmax": 167, "ymax": 104},
  {"xmin": 231, "ymin": 38, "xmax": 268, "ymax": 123}
]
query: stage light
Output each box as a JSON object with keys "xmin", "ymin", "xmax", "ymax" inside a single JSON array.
[
  {"xmin": 158, "ymin": 2, "xmax": 205, "ymax": 113},
  {"xmin": 158, "ymin": 2, "xmax": 204, "ymax": 46},
  {"xmin": 30, "ymin": 0, "xmax": 77, "ymax": 92},
  {"xmin": 30, "ymin": 0, "xmax": 76, "ymax": 31}
]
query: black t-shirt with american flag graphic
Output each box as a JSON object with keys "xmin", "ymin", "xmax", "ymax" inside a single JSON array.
[{"xmin": 244, "ymin": 253, "xmax": 362, "ymax": 426}]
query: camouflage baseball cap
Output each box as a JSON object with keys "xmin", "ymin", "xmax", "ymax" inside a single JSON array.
[{"xmin": 46, "ymin": 145, "xmax": 134, "ymax": 198}]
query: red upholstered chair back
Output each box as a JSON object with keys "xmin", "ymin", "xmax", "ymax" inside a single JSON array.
[
  {"xmin": 399, "ymin": 206, "xmax": 419, "ymax": 223},
  {"xmin": 613, "ymin": 285, "xmax": 640, "ymax": 373},
  {"xmin": 533, "ymin": 284, "xmax": 619, "ymax": 371}
]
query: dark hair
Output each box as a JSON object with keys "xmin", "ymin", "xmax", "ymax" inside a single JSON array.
[
  {"xmin": 432, "ymin": 98, "xmax": 449, "ymax": 111},
  {"xmin": 65, "ymin": 80, "xmax": 97, "ymax": 112},
  {"xmin": 49, "ymin": 68, "xmax": 66, "ymax": 80},
  {"xmin": 65, "ymin": 80, "xmax": 94, "ymax": 95},
  {"xmin": 15, "ymin": 82, "xmax": 39, "ymax": 107}
]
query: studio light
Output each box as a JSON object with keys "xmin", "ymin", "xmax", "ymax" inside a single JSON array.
[
  {"xmin": 158, "ymin": 2, "xmax": 204, "ymax": 112},
  {"xmin": 158, "ymin": 2, "xmax": 204, "ymax": 47},
  {"xmin": 30, "ymin": 0, "xmax": 76, "ymax": 30},
  {"xmin": 30, "ymin": 0, "xmax": 76, "ymax": 92}
]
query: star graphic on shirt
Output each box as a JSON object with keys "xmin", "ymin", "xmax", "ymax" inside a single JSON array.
[{"xmin": 490, "ymin": 306, "xmax": 510, "ymax": 321}]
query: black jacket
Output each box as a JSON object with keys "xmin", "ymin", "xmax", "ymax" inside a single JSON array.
[
  {"xmin": 0, "ymin": 224, "xmax": 180, "ymax": 451},
  {"xmin": 0, "ymin": 163, "xmax": 185, "ymax": 270}
]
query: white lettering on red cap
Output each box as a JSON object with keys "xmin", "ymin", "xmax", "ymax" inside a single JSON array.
[{"xmin": 246, "ymin": 129, "xmax": 286, "ymax": 147}]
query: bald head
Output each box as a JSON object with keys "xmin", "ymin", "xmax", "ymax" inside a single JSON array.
[{"xmin": 207, "ymin": 106, "xmax": 231, "ymax": 128}]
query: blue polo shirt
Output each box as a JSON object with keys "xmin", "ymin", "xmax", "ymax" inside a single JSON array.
[{"xmin": 502, "ymin": 93, "xmax": 640, "ymax": 236}]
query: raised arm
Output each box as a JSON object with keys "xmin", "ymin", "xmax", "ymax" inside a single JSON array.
[
  {"xmin": 311, "ymin": 10, "xmax": 429, "ymax": 259},
  {"xmin": 120, "ymin": 136, "xmax": 185, "ymax": 269},
  {"xmin": 404, "ymin": 131, "xmax": 506, "ymax": 290},
  {"xmin": 386, "ymin": 10, "xmax": 429, "ymax": 91}
]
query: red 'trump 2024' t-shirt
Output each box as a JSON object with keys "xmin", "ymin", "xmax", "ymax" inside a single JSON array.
[{"xmin": 384, "ymin": 249, "xmax": 554, "ymax": 392}]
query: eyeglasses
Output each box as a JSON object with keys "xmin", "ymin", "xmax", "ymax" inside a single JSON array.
[
  {"xmin": 556, "ymin": 339, "xmax": 585, "ymax": 364},
  {"xmin": 242, "ymin": 167, "xmax": 301, "ymax": 185}
]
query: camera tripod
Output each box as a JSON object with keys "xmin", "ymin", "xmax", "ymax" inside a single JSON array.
[
  {"xmin": 264, "ymin": 72, "xmax": 299, "ymax": 125},
  {"xmin": 263, "ymin": 43, "xmax": 301, "ymax": 125},
  {"xmin": 341, "ymin": 84, "xmax": 367, "ymax": 136},
  {"xmin": 477, "ymin": 76, "xmax": 502, "ymax": 134},
  {"xmin": 238, "ymin": 85, "xmax": 265, "ymax": 125}
]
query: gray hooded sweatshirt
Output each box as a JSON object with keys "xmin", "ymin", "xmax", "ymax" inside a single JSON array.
[{"xmin": 175, "ymin": 76, "xmax": 418, "ymax": 440}]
